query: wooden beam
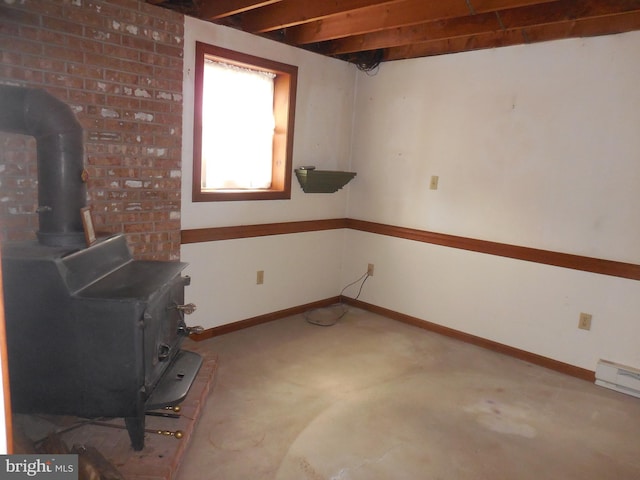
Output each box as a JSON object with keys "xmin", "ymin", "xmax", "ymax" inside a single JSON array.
[
  {"xmin": 322, "ymin": 12, "xmax": 503, "ymax": 55},
  {"xmin": 499, "ymin": 0, "xmax": 640, "ymax": 29},
  {"xmin": 383, "ymin": 7, "xmax": 640, "ymax": 60},
  {"xmin": 381, "ymin": 30, "xmax": 532, "ymax": 60},
  {"xmin": 323, "ymin": 0, "xmax": 640, "ymax": 55},
  {"xmin": 285, "ymin": 0, "xmax": 469, "ymax": 44},
  {"xmin": 284, "ymin": 0, "xmax": 557, "ymax": 44},
  {"xmin": 520, "ymin": 9, "xmax": 640, "ymax": 41},
  {"xmin": 198, "ymin": 0, "xmax": 282, "ymax": 20},
  {"xmin": 241, "ymin": 0, "xmax": 406, "ymax": 33}
]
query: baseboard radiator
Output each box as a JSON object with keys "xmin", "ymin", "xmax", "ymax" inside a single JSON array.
[{"xmin": 595, "ymin": 360, "xmax": 640, "ymax": 399}]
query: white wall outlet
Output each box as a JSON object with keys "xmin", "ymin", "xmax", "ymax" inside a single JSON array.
[
  {"xmin": 256, "ymin": 270, "xmax": 264, "ymax": 285},
  {"xmin": 367, "ymin": 263, "xmax": 374, "ymax": 276},
  {"xmin": 430, "ymin": 175, "xmax": 439, "ymax": 190}
]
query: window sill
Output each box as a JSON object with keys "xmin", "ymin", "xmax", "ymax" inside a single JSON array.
[{"xmin": 192, "ymin": 189, "xmax": 291, "ymax": 202}]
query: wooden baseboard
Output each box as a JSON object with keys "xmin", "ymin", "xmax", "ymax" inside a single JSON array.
[
  {"xmin": 342, "ymin": 296, "xmax": 596, "ymax": 383},
  {"xmin": 189, "ymin": 296, "xmax": 341, "ymax": 341},
  {"xmin": 190, "ymin": 293, "xmax": 595, "ymax": 383}
]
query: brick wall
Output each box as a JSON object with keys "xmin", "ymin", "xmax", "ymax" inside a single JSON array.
[{"xmin": 0, "ymin": 0, "xmax": 184, "ymax": 260}]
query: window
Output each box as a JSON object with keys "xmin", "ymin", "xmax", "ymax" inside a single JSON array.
[{"xmin": 193, "ymin": 42, "xmax": 298, "ymax": 201}]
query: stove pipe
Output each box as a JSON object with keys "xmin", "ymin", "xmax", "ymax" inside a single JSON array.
[{"xmin": 0, "ymin": 85, "xmax": 87, "ymax": 247}]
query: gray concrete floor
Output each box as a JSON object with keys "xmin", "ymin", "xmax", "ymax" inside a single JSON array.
[{"xmin": 178, "ymin": 307, "xmax": 640, "ymax": 480}]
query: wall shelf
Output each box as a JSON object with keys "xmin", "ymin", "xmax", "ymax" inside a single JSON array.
[{"xmin": 295, "ymin": 168, "xmax": 356, "ymax": 193}]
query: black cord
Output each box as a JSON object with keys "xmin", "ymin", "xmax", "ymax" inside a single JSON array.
[
  {"xmin": 32, "ymin": 416, "xmax": 111, "ymax": 447},
  {"xmin": 341, "ymin": 273, "xmax": 370, "ymax": 302},
  {"xmin": 339, "ymin": 272, "xmax": 369, "ymax": 297},
  {"xmin": 354, "ymin": 50, "xmax": 384, "ymax": 74},
  {"xmin": 306, "ymin": 271, "xmax": 371, "ymax": 326}
]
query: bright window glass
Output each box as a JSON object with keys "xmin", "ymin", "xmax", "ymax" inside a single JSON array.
[{"xmin": 201, "ymin": 60, "xmax": 276, "ymax": 190}]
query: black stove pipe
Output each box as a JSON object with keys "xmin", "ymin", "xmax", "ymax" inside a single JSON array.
[{"xmin": 0, "ymin": 85, "xmax": 86, "ymax": 247}]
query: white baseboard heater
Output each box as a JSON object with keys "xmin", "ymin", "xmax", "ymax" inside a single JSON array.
[{"xmin": 595, "ymin": 359, "xmax": 640, "ymax": 399}]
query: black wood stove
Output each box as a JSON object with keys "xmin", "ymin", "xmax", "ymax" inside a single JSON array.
[
  {"xmin": 2, "ymin": 235, "xmax": 202, "ymax": 450},
  {"xmin": 0, "ymin": 85, "xmax": 203, "ymax": 450}
]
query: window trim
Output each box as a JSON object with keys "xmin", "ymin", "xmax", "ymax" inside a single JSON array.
[{"xmin": 193, "ymin": 42, "xmax": 298, "ymax": 202}]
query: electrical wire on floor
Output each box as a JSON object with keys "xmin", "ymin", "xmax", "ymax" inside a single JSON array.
[{"xmin": 305, "ymin": 271, "xmax": 370, "ymax": 327}]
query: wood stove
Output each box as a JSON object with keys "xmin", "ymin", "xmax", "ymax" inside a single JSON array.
[
  {"xmin": 0, "ymin": 85, "xmax": 202, "ymax": 451},
  {"xmin": 2, "ymin": 234, "xmax": 202, "ymax": 450}
]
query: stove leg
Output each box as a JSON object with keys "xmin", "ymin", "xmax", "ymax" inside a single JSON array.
[{"xmin": 124, "ymin": 416, "xmax": 145, "ymax": 451}]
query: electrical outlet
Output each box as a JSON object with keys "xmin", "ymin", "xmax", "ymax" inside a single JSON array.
[
  {"xmin": 578, "ymin": 312, "xmax": 592, "ymax": 331},
  {"xmin": 367, "ymin": 263, "xmax": 374, "ymax": 276},
  {"xmin": 256, "ymin": 270, "xmax": 264, "ymax": 285},
  {"xmin": 430, "ymin": 175, "xmax": 439, "ymax": 190}
]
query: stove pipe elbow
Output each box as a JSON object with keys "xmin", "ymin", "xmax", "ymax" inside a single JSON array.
[{"xmin": 0, "ymin": 85, "xmax": 87, "ymax": 247}]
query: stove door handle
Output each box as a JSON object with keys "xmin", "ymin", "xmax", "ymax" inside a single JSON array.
[
  {"xmin": 178, "ymin": 324, "xmax": 204, "ymax": 336},
  {"xmin": 187, "ymin": 325, "xmax": 204, "ymax": 335},
  {"xmin": 171, "ymin": 303, "xmax": 197, "ymax": 315}
]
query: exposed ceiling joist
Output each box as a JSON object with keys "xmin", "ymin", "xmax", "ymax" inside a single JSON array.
[
  {"xmin": 384, "ymin": 9, "xmax": 640, "ymax": 61},
  {"xmin": 239, "ymin": 0, "xmax": 408, "ymax": 33},
  {"xmin": 282, "ymin": 0, "xmax": 558, "ymax": 45},
  {"xmin": 148, "ymin": 0, "xmax": 640, "ymax": 64},
  {"xmin": 319, "ymin": 0, "xmax": 640, "ymax": 56},
  {"xmin": 199, "ymin": 0, "xmax": 283, "ymax": 20}
]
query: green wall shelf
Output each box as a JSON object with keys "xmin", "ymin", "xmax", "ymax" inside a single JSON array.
[{"xmin": 295, "ymin": 168, "xmax": 356, "ymax": 193}]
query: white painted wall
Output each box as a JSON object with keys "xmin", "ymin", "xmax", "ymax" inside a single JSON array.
[
  {"xmin": 183, "ymin": 231, "xmax": 345, "ymax": 328},
  {"xmin": 344, "ymin": 31, "xmax": 640, "ymax": 371},
  {"xmin": 342, "ymin": 230, "xmax": 640, "ymax": 370},
  {"xmin": 178, "ymin": 15, "xmax": 640, "ymax": 372},
  {"xmin": 348, "ymin": 32, "xmax": 640, "ymax": 263},
  {"xmin": 180, "ymin": 17, "xmax": 357, "ymax": 328}
]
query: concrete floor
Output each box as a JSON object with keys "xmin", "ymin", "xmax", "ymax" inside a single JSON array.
[{"xmin": 178, "ymin": 307, "xmax": 640, "ymax": 480}]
